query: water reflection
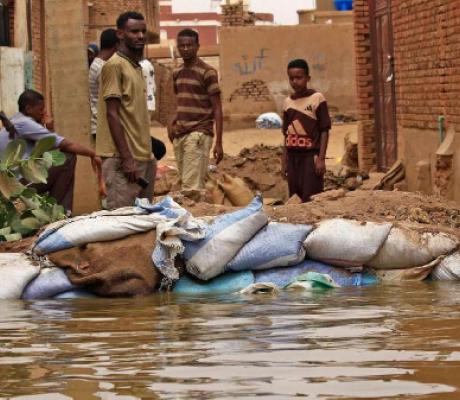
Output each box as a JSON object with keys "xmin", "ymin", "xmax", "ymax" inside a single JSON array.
[{"xmin": 1, "ymin": 283, "xmax": 460, "ymax": 399}]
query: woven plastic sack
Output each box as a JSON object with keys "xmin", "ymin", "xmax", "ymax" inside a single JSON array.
[
  {"xmin": 183, "ymin": 196, "xmax": 268, "ymax": 281},
  {"xmin": 173, "ymin": 271, "xmax": 254, "ymax": 295},
  {"xmin": 303, "ymin": 219, "xmax": 392, "ymax": 267},
  {"xmin": 226, "ymin": 222, "xmax": 312, "ymax": 272},
  {"xmin": 368, "ymin": 226, "xmax": 458, "ymax": 269},
  {"xmin": 256, "ymin": 112, "xmax": 282, "ymax": 129},
  {"xmin": 431, "ymin": 252, "xmax": 460, "ymax": 280},
  {"xmin": 22, "ymin": 267, "xmax": 76, "ymax": 300},
  {"xmin": 0, "ymin": 253, "xmax": 40, "ymax": 300},
  {"xmin": 255, "ymin": 259, "xmax": 377, "ymax": 288}
]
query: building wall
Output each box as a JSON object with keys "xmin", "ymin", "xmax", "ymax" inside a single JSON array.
[
  {"xmin": 87, "ymin": 0, "xmax": 160, "ymax": 43},
  {"xmin": 354, "ymin": 0, "xmax": 460, "ymax": 201},
  {"xmin": 353, "ymin": 0, "xmax": 376, "ymax": 171},
  {"xmin": 219, "ymin": 25, "xmax": 357, "ymax": 129}
]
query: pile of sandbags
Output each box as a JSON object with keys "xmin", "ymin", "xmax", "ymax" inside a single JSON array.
[{"xmin": 2, "ymin": 196, "xmax": 460, "ymax": 300}]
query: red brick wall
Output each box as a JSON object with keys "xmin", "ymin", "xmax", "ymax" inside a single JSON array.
[
  {"xmin": 353, "ymin": 0, "xmax": 376, "ymax": 170},
  {"xmin": 354, "ymin": 0, "xmax": 460, "ymax": 170},
  {"xmin": 31, "ymin": 0, "xmax": 44, "ymax": 92},
  {"xmin": 391, "ymin": 1, "xmax": 460, "ymax": 130},
  {"xmin": 7, "ymin": 0, "xmax": 15, "ymax": 46}
]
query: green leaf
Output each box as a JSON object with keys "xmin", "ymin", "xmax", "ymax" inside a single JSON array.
[
  {"xmin": 20, "ymin": 159, "xmax": 49, "ymax": 184},
  {"xmin": 20, "ymin": 194, "xmax": 41, "ymax": 210},
  {"xmin": 51, "ymin": 204, "xmax": 65, "ymax": 221},
  {"xmin": 21, "ymin": 187, "xmax": 37, "ymax": 198},
  {"xmin": 30, "ymin": 136, "xmax": 56, "ymax": 158},
  {"xmin": 31, "ymin": 208, "xmax": 52, "ymax": 223},
  {"xmin": 0, "ymin": 171, "xmax": 26, "ymax": 199},
  {"xmin": 4, "ymin": 233, "xmax": 22, "ymax": 242},
  {"xmin": 0, "ymin": 139, "xmax": 26, "ymax": 166},
  {"xmin": 43, "ymin": 152, "xmax": 53, "ymax": 169},
  {"xmin": 11, "ymin": 217, "xmax": 34, "ymax": 235},
  {"xmin": 48, "ymin": 150, "xmax": 66, "ymax": 167},
  {"xmin": 0, "ymin": 227, "xmax": 11, "ymax": 235},
  {"xmin": 20, "ymin": 217, "xmax": 43, "ymax": 230}
]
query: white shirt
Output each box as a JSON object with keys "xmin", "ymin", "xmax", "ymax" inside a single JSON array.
[
  {"xmin": 140, "ymin": 59, "xmax": 156, "ymax": 112},
  {"xmin": 88, "ymin": 57, "xmax": 106, "ymax": 136}
]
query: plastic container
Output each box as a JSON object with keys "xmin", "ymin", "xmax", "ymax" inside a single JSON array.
[{"xmin": 334, "ymin": 0, "xmax": 353, "ymax": 11}]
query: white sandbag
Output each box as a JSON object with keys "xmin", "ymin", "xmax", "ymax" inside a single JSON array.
[
  {"xmin": 431, "ymin": 252, "xmax": 460, "ymax": 280},
  {"xmin": 22, "ymin": 267, "xmax": 76, "ymax": 299},
  {"xmin": 0, "ymin": 253, "xmax": 41, "ymax": 300},
  {"xmin": 367, "ymin": 226, "xmax": 458, "ymax": 270},
  {"xmin": 371, "ymin": 257, "xmax": 441, "ymax": 282},
  {"xmin": 34, "ymin": 197, "xmax": 205, "ymax": 257},
  {"xmin": 183, "ymin": 196, "xmax": 268, "ymax": 281},
  {"xmin": 226, "ymin": 222, "xmax": 312, "ymax": 272},
  {"xmin": 303, "ymin": 219, "xmax": 393, "ymax": 267}
]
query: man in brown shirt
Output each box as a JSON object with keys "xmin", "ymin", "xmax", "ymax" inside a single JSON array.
[
  {"xmin": 169, "ymin": 29, "xmax": 223, "ymax": 192},
  {"xmin": 96, "ymin": 11, "xmax": 155, "ymax": 209}
]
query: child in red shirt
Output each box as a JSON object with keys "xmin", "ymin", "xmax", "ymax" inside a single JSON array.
[{"xmin": 282, "ymin": 59, "xmax": 331, "ymax": 202}]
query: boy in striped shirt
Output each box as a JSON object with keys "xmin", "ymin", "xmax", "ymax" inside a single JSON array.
[
  {"xmin": 282, "ymin": 59, "xmax": 331, "ymax": 202},
  {"xmin": 169, "ymin": 29, "xmax": 224, "ymax": 192}
]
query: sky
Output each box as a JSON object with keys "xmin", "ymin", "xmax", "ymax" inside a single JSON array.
[{"xmin": 172, "ymin": 0, "xmax": 316, "ymax": 25}]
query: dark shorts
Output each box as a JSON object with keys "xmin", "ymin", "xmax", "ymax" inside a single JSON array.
[{"xmin": 286, "ymin": 150, "xmax": 324, "ymax": 202}]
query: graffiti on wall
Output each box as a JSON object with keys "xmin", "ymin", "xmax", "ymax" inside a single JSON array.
[{"xmin": 233, "ymin": 48, "xmax": 269, "ymax": 76}]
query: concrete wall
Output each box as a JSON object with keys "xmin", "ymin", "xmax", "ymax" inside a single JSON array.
[
  {"xmin": 46, "ymin": 0, "xmax": 100, "ymax": 215},
  {"xmin": 0, "ymin": 46, "xmax": 24, "ymax": 117},
  {"xmin": 219, "ymin": 25, "xmax": 357, "ymax": 129}
]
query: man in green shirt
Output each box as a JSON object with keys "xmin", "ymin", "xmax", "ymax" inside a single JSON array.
[{"xmin": 96, "ymin": 11, "xmax": 155, "ymax": 209}]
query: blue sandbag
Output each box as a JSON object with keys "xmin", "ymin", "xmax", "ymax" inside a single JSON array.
[
  {"xmin": 183, "ymin": 196, "xmax": 268, "ymax": 281},
  {"xmin": 22, "ymin": 267, "xmax": 77, "ymax": 300},
  {"xmin": 173, "ymin": 271, "xmax": 255, "ymax": 295},
  {"xmin": 255, "ymin": 260, "xmax": 378, "ymax": 288},
  {"xmin": 226, "ymin": 222, "xmax": 312, "ymax": 272},
  {"xmin": 53, "ymin": 289, "xmax": 97, "ymax": 299}
]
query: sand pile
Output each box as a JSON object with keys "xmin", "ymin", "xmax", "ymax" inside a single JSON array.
[
  {"xmin": 180, "ymin": 190, "xmax": 460, "ymax": 237},
  {"xmin": 155, "ymin": 144, "xmax": 369, "ymax": 201}
]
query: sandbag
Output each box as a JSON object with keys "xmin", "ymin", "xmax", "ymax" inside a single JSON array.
[
  {"xmin": 183, "ymin": 196, "xmax": 268, "ymax": 281},
  {"xmin": 431, "ymin": 252, "xmax": 460, "ymax": 280},
  {"xmin": 371, "ymin": 257, "xmax": 440, "ymax": 282},
  {"xmin": 219, "ymin": 173, "xmax": 254, "ymax": 207},
  {"xmin": 205, "ymin": 178, "xmax": 225, "ymax": 205},
  {"xmin": 53, "ymin": 289, "xmax": 97, "ymax": 299},
  {"xmin": 173, "ymin": 271, "xmax": 254, "ymax": 295},
  {"xmin": 303, "ymin": 219, "xmax": 392, "ymax": 267},
  {"xmin": 0, "ymin": 253, "xmax": 40, "ymax": 300},
  {"xmin": 255, "ymin": 112, "xmax": 282, "ymax": 129},
  {"xmin": 34, "ymin": 197, "xmax": 205, "ymax": 257},
  {"xmin": 367, "ymin": 226, "xmax": 458, "ymax": 270},
  {"xmin": 226, "ymin": 222, "xmax": 312, "ymax": 272},
  {"xmin": 49, "ymin": 230, "xmax": 160, "ymax": 297},
  {"xmin": 22, "ymin": 267, "xmax": 76, "ymax": 300},
  {"xmin": 255, "ymin": 259, "xmax": 378, "ymax": 288}
]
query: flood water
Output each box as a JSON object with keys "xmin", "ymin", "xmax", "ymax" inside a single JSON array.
[{"xmin": 2, "ymin": 283, "xmax": 460, "ymax": 399}]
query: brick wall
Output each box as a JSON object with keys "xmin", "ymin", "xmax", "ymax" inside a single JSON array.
[
  {"xmin": 221, "ymin": 2, "xmax": 255, "ymax": 27},
  {"xmin": 391, "ymin": 0, "xmax": 460, "ymax": 130},
  {"xmin": 354, "ymin": 0, "xmax": 460, "ymax": 171},
  {"xmin": 87, "ymin": 0, "xmax": 159, "ymax": 43},
  {"xmin": 353, "ymin": 0, "xmax": 376, "ymax": 170},
  {"xmin": 7, "ymin": 0, "xmax": 14, "ymax": 45},
  {"xmin": 31, "ymin": 0, "xmax": 44, "ymax": 92}
]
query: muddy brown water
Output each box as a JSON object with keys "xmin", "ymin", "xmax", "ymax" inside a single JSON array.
[{"xmin": 2, "ymin": 283, "xmax": 460, "ymax": 399}]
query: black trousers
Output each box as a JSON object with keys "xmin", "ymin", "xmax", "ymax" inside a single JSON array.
[{"xmin": 286, "ymin": 150, "xmax": 324, "ymax": 203}]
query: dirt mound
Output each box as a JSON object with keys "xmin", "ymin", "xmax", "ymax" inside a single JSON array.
[
  {"xmin": 182, "ymin": 190, "xmax": 460, "ymax": 237},
  {"xmin": 214, "ymin": 144, "xmax": 288, "ymax": 201}
]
